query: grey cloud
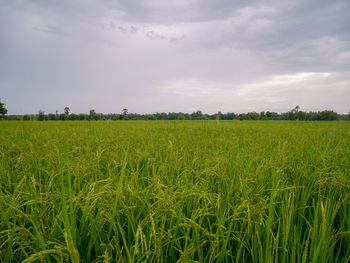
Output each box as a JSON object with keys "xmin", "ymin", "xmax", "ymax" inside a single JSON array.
[
  {"xmin": 113, "ymin": 0, "xmax": 267, "ymax": 24},
  {"xmin": 32, "ymin": 25, "xmax": 71, "ymax": 37},
  {"xmin": 1, "ymin": 0, "xmax": 350, "ymax": 114},
  {"xmin": 118, "ymin": 25, "xmax": 139, "ymax": 33},
  {"xmin": 146, "ymin": 30, "xmax": 165, "ymax": 40},
  {"xmin": 115, "ymin": 24, "xmax": 183, "ymax": 42}
]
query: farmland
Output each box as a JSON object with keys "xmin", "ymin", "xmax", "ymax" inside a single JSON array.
[{"xmin": 1, "ymin": 121, "xmax": 350, "ymax": 262}]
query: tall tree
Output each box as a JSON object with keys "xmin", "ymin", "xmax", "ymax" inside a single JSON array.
[
  {"xmin": 0, "ymin": 99, "xmax": 8, "ymax": 118},
  {"xmin": 38, "ymin": 110, "xmax": 45, "ymax": 121},
  {"xmin": 89, "ymin": 109, "xmax": 97, "ymax": 120},
  {"xmin": 122, "ymin": 108, "xmax": 128, "ymax": 120},
  {"xmin": 64, "ymin": 107, "xmax": 70, "ymax": 116},
  {"xmin": 216, "ymin": 111, "xmax": 221, "ymax": 121}
]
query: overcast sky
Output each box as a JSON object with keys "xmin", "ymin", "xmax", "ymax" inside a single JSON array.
[{"xmin": 1, "ymin": 0, "xmax": 349, "ymax": 114}]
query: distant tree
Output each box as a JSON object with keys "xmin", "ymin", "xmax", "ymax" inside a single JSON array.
[
  {"xmin": 270, "ymin": 112, "xmax": 280, "ymax": 120},
  {"xmin": 38, "ymin": 110, "xmax": 45, "ymax": 121},
  {"xmin": 216, "ymin": 111, "xmax": 221, "ymax": 121},
  {"xmin": 48, "ymin": 113, "xmax": 56, "ymax": 121},
  {"xmin": 166, "ymin": 112, "xmax": 175, "ymax": 120},
  {"xmin": 122, "ymin": 108, "xmax": 128, "ymax": 120},
  {"xmin": 318, "ymin": 110, "xmax": 338, "ymax": 121},
  {"xmin": 146, "ymin": 114, "xmax": 156, "ymax": 120},
  {"xmin": 177, "ymin": 113, "xmax": 185, "ymax": 120},
  {"xmin": 68, "ymin": 113, "xmax": 79, "ymax": 120},
  {"xmin": 64, "ymin": 107, "xmax": 70, "ymax": 116},
  {"xmin": 265, "ymin": 111, "xmax": 272, "ymax": 120},
  {"xmin": 0, "ymin": 99, "xmax": 8, "ymax": 119},
  {"xmin": 296, "ymin": 110, "xmax": 307, "ymax": 121},
  {"xmin": 78, "ymin": 113, "xmax": 87, "ymax": 120},
  {"xmin": 238, "ymin": 113, "xmax": 247, "ymax": 120},
  {"xmin": 248, "ymin": 112, "xmax": 260, "ymax": 120},
  {"xmin": 260, "ymin": 111, "xmax": 267, "ymax": 120},
  {"xmin": 97, "ymin": 113, "xmax": 104, "ymax": 120},
  {"xmin": 226, "ymin": 112, "xmax": 236, "ymax": 120},
  {"xmin": 59, "ymin": 113, "xmax": 67, "ymax": 120},
  {"xmin": 286, "ymin": 105, "xmax": 301, "ymax": 120},
  {"xmin": 305, "ymin": 111, "xmax": 318, "ymax": 121},
  {"xmin": 190, "ymin": 110, "xmax": 203, "ymax": 120},
  {"xmin": 159, "ymin": 112, "xmax": 168, "ymax": 120},
  {"xmin": 89, "ymin": 109, "xmax": 97, "ymax": 120},
  {"xmin": 1, "ymin": 106, "xmax": 347, "ymax": 122}
]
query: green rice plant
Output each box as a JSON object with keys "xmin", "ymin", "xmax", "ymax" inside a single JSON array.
[{"xmin": 0, "ymin": 120, "xmax": 349, "ymax": 262}]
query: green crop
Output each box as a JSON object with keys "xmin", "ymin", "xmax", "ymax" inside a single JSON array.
[{"xmin": 1, "ymin": 121, "xmax": 349, "ymax": 262}]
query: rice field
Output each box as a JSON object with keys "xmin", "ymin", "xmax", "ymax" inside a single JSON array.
[{"xmin": 1, "ymin": 120, "xmax": 350, "ymax": 262}]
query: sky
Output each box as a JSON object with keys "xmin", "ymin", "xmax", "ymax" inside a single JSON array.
[{"xmin": 0, "ymin": 0, "xmax": 350, "ymax": 114}]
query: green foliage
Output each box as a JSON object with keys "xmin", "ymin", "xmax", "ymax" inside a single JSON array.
[
  {"xmin": 22, "ymin": 115, "xmax": 30, "ymax": 121},
  {"xmin": 0, "ymin": 99, "xmax": 8, "ymax": 118},
  {"xmin": 285, "ymin": 106, "xmax": 339, "ymax": 121},
  {"xmin": 1, "ymin": 106, "xmax": 348, "ymax": 121},
  {"xmin": 89, "ymin": 109, "xmax": 97, "ymax": 120},
  {"xmin": 121, "ymin": 108, "xmax": 129, "ymax": 120},
  {"xmin": 38, "ymin": 110, "xmax": 45, "ymax": 121},
  {"xmin": 48, "ymin": 114, "xmax": 56, "ymax": 121},
  {"xmin": 59, "ymin": 113, "xmax": 67, "ymax": 121},
  {"xmin": 0, "ymin": 121, "xmax": 350, "ymax": 262},
  {"xmin": 64, "ymin": 107, "xmax": 70, "ymax": 116},
  {"xmin": 67, "ymin": 113, "xmax": 79, "ymax": 121}
]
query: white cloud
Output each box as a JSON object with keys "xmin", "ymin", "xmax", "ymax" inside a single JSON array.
[
  {"xmin": 154, "ymin": 72, "xmax": 350, "ymax": 113},
  {"xmin": 238, "ymin": 72, "xmax": 332, "ymax": 96},
  {"xmin": 158, "ymin": 78, "xmax": 222, "ymax": 97}
]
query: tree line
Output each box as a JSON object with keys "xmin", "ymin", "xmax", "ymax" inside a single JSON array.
[{"xmin": 1, "ymin": 101, "xmax": 349, "ymax": 121}]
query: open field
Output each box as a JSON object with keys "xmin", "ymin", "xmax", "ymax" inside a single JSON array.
[{"xmin": 1, "ymin": 121, "xmax": 350, "ymax": 262}]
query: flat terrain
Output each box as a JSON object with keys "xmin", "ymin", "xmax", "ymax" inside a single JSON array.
[{"xmin": 1, "ymin": 121, "xmax": 350, "ymax": 262}]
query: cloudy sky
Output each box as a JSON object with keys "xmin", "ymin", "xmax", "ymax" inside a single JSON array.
[{"xmin": 1, "ymin": 0, "xmax": 349, "ymax": 114}]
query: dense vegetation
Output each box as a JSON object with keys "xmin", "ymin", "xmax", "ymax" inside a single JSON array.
[
  {"xmin": 2, "ymin": 105, "xmax": 350, "ymax": 121},
  {"xmin": 0, "ymin": 99, "xmax": 8, "ymax": 119},
  {"xmin": 1, "ymin": 121, "xmax": 349, "ymax": 262}
]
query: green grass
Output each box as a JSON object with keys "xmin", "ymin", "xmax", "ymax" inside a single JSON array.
[{"xmin": 0, "ymin": 120, "xmax": 350, "ymax": 262}]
